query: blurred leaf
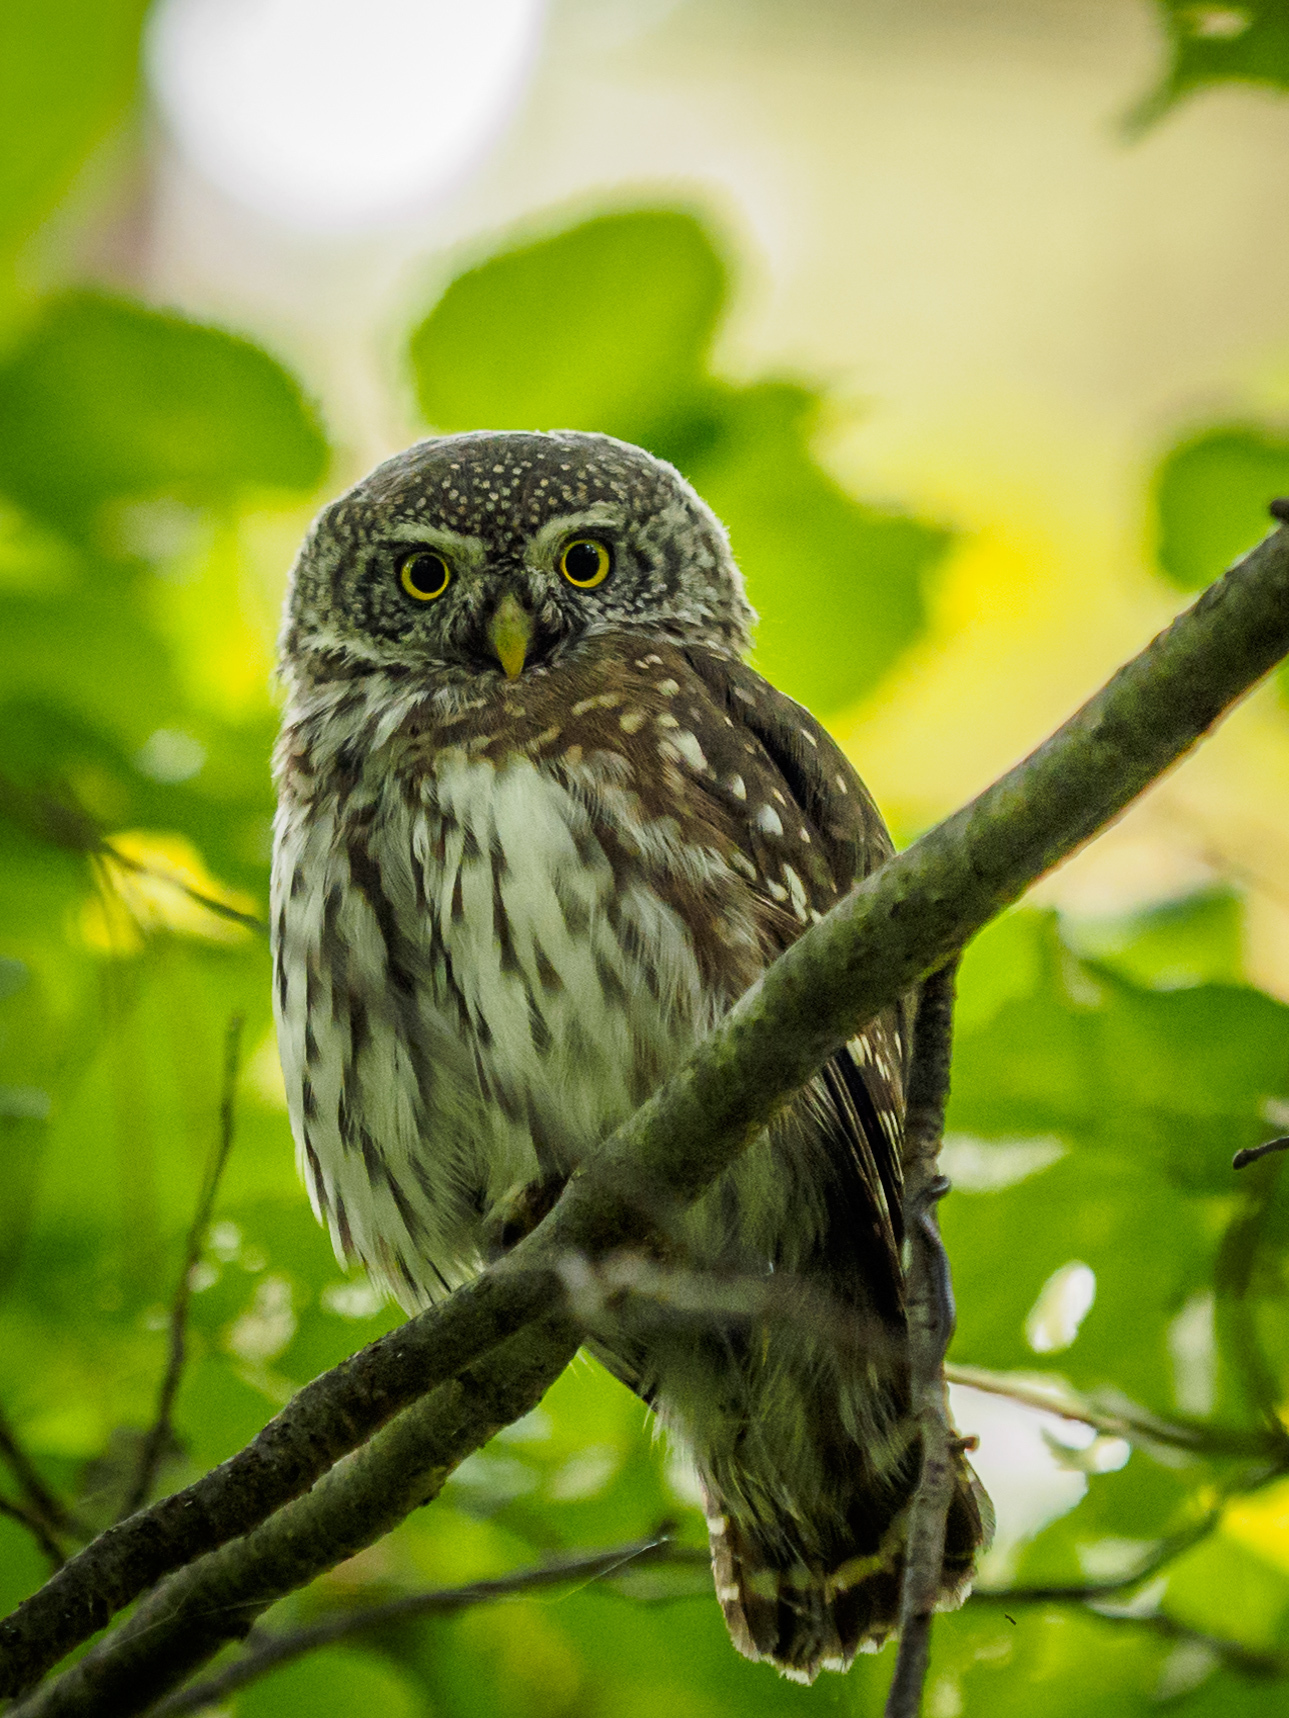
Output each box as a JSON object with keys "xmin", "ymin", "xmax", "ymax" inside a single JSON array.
[
  {"xmin": 408, "ymin": 207, "xmax": 946, "ymax": 712},
  {"xmin": 410, "ymin": 209, "xmax": 725, "ymax": 447},
  {"xmin": 945, "ymin": 912, "xmax": 1289, "ymax": 1419},
  {"xmin": 234, "ymin": 1645, "xmax": 423, "ymax": 1718},
  {"xmin": 0, "ymin": 0, "xmax": 148, "ymax": 288},
  {"xmin": 0, "ymin": 294, "xmax": 329, "ymax": 530},
  {"xmin": 1163, "ymin": 1522, "xmax": 1289, "ymax": 1651},
  {"xmin": 932, "ymin": 1605, "xmax": 1169, "ymax": 1716},
  {"xmin": 1133, "ymin": 2, "xmax": 1289, "ymax": 130},
  {"xmin": 690, "ymin": 382, "xmax": 949, "ymax": 714},
  {"xmin": 1061, "ymin": 890, "xmax": 1246, "ymax": 990},
  {"xmin": 1152, "ymin": 424, "xmax": 1289, "ymax": 591}
]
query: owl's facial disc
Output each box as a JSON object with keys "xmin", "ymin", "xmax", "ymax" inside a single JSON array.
[{"xmin": 281, "ymin": 431, "xmax": 757, "ymax": 685}]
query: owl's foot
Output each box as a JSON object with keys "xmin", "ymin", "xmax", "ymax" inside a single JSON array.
[{"xmin": 482, "ymin": 1173, "xmax": 567, "ymax": 1259}]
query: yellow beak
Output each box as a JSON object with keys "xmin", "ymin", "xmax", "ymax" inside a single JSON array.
[{"xmin": 488, "ymin": 591, "xmax": 532, "ymax": 681}]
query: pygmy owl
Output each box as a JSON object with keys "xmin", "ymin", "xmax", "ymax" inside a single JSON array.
[{"xmin": 272, "ymin": 431, "xmax": 987, "ymax": 1680}]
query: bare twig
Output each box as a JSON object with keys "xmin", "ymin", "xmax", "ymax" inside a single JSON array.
[
  {"xmin": 885, "ymin": 962, "xmax": 961, "ymax": 1718},
  {"xmin": 0, "ymin": 1496, "xmax": 66, "ymax": 1573},
  {"xmin": 12, "ymin": 1318, "xmax": 582, "ymax": 1718},
  {"xmin": 1079, "ymin": 1607, "xmax": 1288, "ymax": 1680},
  {"xmin": 8, "ymin": 517, "xmax": 1289, "ymax": 1706},
  {"xmin": 1233, "ymin": 1136, "xmax": 1289, "ymax": 1170},
  {"xmin": 144, "ymin": 1533, "xmax": 708, "ymax": 1718},
  {"xmin": 0, "ymin": 775, "xmax": 268, "ymax": 936},
  {"xmin": 1214, "ymin": 1151, "xmax": 1289, "ymax": 1435},
  {"xmin": 972, "ymin": 1508, "xmax": 1222, "ymax": 1607},
  {"xmin": 99, "ymin": 845, "xmax": 267, "ymax": 937},
  {"xmin": 944, "ymin": 1364, "xmax": 1280, "ymax": 1458},
  {"xmin": 0, "ymin": 1403, "xmax": 77, "ymax": 1545},
  {"xmin": 120, "ymin": 1017, "xmax": 244, "ymax": 1521}
]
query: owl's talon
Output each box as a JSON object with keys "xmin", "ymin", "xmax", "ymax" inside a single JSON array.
[{"xmin": 482, "ymin": 1174, "xmax": 567, "ymax": 1259}]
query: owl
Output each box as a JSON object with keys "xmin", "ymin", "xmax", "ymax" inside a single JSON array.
[{"xmin": 271, "ymin": 430, "xmax": 987, "ymax": 1680}]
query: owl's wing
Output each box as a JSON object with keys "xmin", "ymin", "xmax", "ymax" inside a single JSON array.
[{"xmin": 683, "ymin": 646, "xmax": 909, "ymax": 1304}]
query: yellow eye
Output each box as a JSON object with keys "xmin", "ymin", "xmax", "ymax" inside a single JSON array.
[
  {"xmin": 398, "ymin": 550, "xmax": 451, "ymax": 602},
  {"xmin": 558, "ymin": 538, "xmax": 611, "ymax": 589}
]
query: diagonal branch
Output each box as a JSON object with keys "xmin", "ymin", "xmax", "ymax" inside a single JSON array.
[
  {"xmin": 6, "ymin": 517, "xmax": 1289, "ymax": 1703},
  {"xmin": 15, "ymin": 1318, "xmax": 582, "ymax": 1718},
  {"xmin": 120, "ymin": 1017, "xmax": 244, "ymax": 1521},
  {"xmin": 971, "ymin": 1506, "xmax": 1223, "ymax": 1608},
  {"xmin": 143, "ymin": 1533, "xmax": 708, "ymax": 1718}
]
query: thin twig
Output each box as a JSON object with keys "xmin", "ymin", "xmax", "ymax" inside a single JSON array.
[
  {"xmin": 1234, "ymin": 1136, "xmax": 1289, "ymax": 1170},
  {"xmin": 120, "ymin": 1018, "xmax": 245, "ymax": 1521},
  {"xmin": 0, "ymin": 1497, "xmax": 66, "ymax": 1573},
  {"xmin": 99, "ymin": 845, "xmax": 267, "ymax": 937},
  {"xmin": 943, "ymin": 1364, "xmax": 1279, "ymax": 1458},
  {"xmin": 885, "ymin": 961, "xmax": 961, "ymax": 1718},
  {"xmin": 972, "ymin": 1507, "xmax": 1222, "ymax": 1607},
  {"xmin": 0, "ymin": 774, "xmax": 268, "ymax": 936},
  {"xmin": 8, "ymin": 516, "xmax": 1289, "ymax": 1708},
  {"xmin": 144, "ymin": 1533, "xmax": 708, "ymax": 1717},
  {"xmin": 1214, "ymin": 1151, "xmax": 1288, "ymax": 1435},
  {"xmin": 1081, "ymin": 1607, "xmax": 1288, "ymax": 1680},
  {"xmin": 0, "ymin": 1403, "xmax": 77, "ymax": 1543}
]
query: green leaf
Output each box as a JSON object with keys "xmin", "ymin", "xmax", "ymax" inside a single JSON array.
[
  {"xmin": 687, "ymin": 383, "xmax": 947, "ymax": 713},
  {"xmin": 0, "ymin": 0, "xmax": 148, "ymax": 288},
  {"xmin": 933, "ymin": 1605, "xmax": 1169, "ymax": 1717},
  {"xmin": 1133, "ymin": 2, "xmax": 1289, "ymax": 130},
  {"xmin": 944, "ymin": 913, "xmax": 1289, "ymax": 1412},
  {"xmin": 409, "ymin": 209, "xmax": 725, "ymax": 446},
  {"xmin": 235, "ymin": 1645, "xmax": 423, "ymax": 1718},
  {"xmin": 0, "ymin": 294, "xmax": 329, "ymax": 530},
  {"xmin": 1163, "ymin": 1524, "xmax": 1289, "ymax": 1652},
  {"xmin": 407, "ymin": 207, "xmax": 946, "ymax": 710},
  {"xmin": 1061, "ymin": 890, "xmax": 1246, "ymax": 989},
  {"xmin": 1152, "ymin": 424, "xmax": 1289, "ymax": 591}
]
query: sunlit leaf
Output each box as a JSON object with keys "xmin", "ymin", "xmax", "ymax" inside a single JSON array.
[
  {"xmin": 0, "ymin": 294, "xmax": 329, "ymax": 529},
  {"xmin": 0, "ymin": 0, "xmax": 148, "ymax": 291},
  {"xmin": 407, "ymin": 207, "xmax": 946, "ymax": 710},
  {"xmin": 1133, "ymin": 2, "xmax": 1289, "ymax": 130},
  {"xmin": 1152, "ymin": 424, "xmax": 1289, "ymax": 591},
  {"xmin": 410, "ymin": 209, "xmax": 725, "ymax": 447}
]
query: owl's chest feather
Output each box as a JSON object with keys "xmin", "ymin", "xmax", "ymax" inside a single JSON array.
[{"xmin": 273, "ymin": 692, "xmax": 757, "ymax": 1294}]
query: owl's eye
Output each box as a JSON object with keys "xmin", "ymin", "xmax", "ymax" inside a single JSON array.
[
  {"xmin": 558, "ymin": 538, "xmax": 612, "ymax": 589},
  {"xmin": 398, "ymin": 550, "xmax": 451, "ymax": 602}
]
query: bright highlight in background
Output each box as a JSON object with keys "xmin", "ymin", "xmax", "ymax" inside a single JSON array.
[{"xmin": 147, "ymin": 0, "xmax": 547, "ymax": 229}]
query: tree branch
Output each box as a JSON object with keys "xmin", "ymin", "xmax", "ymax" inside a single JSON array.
[
  {"xmin": 12, "ymin": 1317, "xmax": 581, "ymax": 1718},
  {"xmin": 884, "ymin": 963, "xmax": 961, "ymax": 1718},
  {"xmin": 0, "ymin": 1403, "xmax": 78, "ymax": 1550},
  {"xmin": 6, "ymin": 517, "xmax": 1289, "ymax": 1702},
  {"xmin": 0, "ymin": 1498, "xmax": 66, "ymax": 1573},
  {"xmin": 143, "ymin": 1533, "xmax": 708, "ymax": 1718},
  {"xmin": 120, "ymin": 1017, "xmax": 243, "ymax": 1521}
]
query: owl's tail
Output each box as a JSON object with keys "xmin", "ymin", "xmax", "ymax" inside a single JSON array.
[{"xmin": 703, "ymin": 1451, "xmax": 990, "ymax": 1684}]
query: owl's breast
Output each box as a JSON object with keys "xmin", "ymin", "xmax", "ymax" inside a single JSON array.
[{"xmin": 272, "ymin": 710, "xmax": 759, "ymax": 1304}]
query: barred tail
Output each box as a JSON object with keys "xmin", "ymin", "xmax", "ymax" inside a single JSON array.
[{"xmin": 704, "ymin": 1454, "xmax": 991, "ymax": 1684}]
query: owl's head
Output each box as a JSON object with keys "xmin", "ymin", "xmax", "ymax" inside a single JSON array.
[{"xmin": 280, "ymin": 431, "xmax": 755, "ymax": 688}]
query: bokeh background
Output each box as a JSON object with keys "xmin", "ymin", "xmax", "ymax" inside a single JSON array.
[{"xmin": 6, "ymin": 2, "xmax": 1289, "ymax": 1713}]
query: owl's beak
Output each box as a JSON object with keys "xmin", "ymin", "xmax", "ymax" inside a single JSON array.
[{"xmin": 487, "ymin": 591, "xmax": 533, "ymax": 680}]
